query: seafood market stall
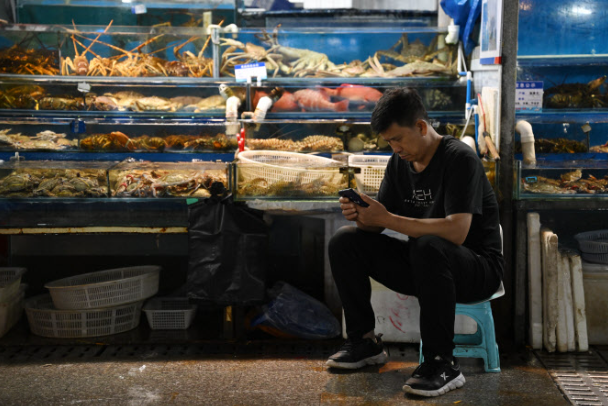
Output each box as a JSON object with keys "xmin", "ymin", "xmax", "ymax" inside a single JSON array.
[{"xmin": 0, "ymin": 19, "xmax": 480, "ymax": 340}]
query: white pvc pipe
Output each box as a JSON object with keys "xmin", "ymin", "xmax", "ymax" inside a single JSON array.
[
  {"xmin": 225, "ymin": 96, "xmax": 241, "ymax": 121},
  {"xmin": 515, "ymin": 120, "xmax": 536, "ymax": 166},
  {"xmin": 225, "ymin": 96, "xmax": 241, "ymax": 135},
  {"xmin": 253, "ymin": 96, "xmax": 273, "ymax": 122}
]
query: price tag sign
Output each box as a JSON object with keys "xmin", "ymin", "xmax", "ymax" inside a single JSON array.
[
  {"xmin": 70, "ymin": 119, "xmax": 86, "ymax": 134},
  {"xmin": 234, "ymin": 62, "xmax": 267, "ymax": 82},
  {"xmin": 516, "ymin": 81, "xmax": 543, "ymax": 113},
  {"xmin": 131, "ymin": 4, "xmax": 147, "ymax": 14},
  {"xmin": 77, "ymin": 82, "xmax": 91, "ymax": 93}
]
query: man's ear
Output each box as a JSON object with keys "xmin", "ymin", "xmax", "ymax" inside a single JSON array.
[{"xmin": 417, "ymin": 119, "xmax": 428, "ymax": 135}]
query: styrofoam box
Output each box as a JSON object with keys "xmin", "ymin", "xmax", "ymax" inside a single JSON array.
[
  {"xmin": 582, "ymin": 260, "xmax": 608, "ymax": 344},
  {"xmin": 341, "ymin": 230, "xmax": 477, "ymax": 342},
  {"xmin": 342, "ymin": 280, "xmax": 477, "ymax": 342}
]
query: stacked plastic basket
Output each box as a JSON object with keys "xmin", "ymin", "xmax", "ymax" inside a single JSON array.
[
  {"xmin": 575, "ymin": 230, "xmax": 608, "ymax": 264},
  {"xmin": 142, "ymin": 297, "xmax": 198, "ymax": 330},
  {"xmin": 0, "ymin": 268, "xmax": 27, "ymax": 338},
  {"xmin": 25, "ymin": 265, "xmax": 160, "ymax": 338},
  {"xmin": 348, "ymin": 155, "xmax": 391, "ymax": 195}
]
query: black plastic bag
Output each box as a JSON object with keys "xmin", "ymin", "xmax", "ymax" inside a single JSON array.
[
  {"xmin": 251, "ymin": 282, "xmax": 341, "ymax": 340},
  {"xmin": 185, "ymin": 194, "xmax": 268, "ymax": 305}
]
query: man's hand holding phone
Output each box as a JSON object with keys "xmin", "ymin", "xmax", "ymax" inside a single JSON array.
[
  {"xmin": 338, "ymin": 188, "xmax": 388, "ymax": 232},
  {"xmin": 338, "ymin": 188, "xmax": 369, "ymax": 207}
]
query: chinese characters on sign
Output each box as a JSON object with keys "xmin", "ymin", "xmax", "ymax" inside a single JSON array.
[
  {"xmin": 235, "ymin": 62, "xmax": 268, "ymax": 82},
  {"xmin": 515, "ymin": 81, "xmax": 543, "ymax": 112}
]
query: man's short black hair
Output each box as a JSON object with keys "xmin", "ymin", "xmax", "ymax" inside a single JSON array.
[{"xmin": 371, "ymin": 87, "xmax": 429, "ymax": 134}]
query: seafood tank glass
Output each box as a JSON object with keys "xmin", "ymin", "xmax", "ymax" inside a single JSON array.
[
  {"xmin": 56, "ymin": 24, "xmax": 215, "ymax": 78},
  {"xmin": 0, "ymin": 25, "xmax": 61, "ymax": 75},
  {"xmin": 16, "ymin": 0, "xmax": 236, "ymax": 27},
  {"xmin": 0, "ymin": 23, "xmax": 216, "ymax": 78},
  {"xmin": 0, "ymin": 160, "xmax": 114, "ymax": 198},
  {"xmin": 517, "ymin": 62, "xmax": 608, "ymax": 112},
  {"xmin": 516, "ymin": 159, "xmax": 608, "ymax": 199},
  {"xmin": 243, "ymin": 119, "xmax": 385, "ymax": 154},
  {"xmin": 0, "ymin": 77, "xmax": 242, "ymax": 118},
  {"xmin": 249, "ymin": 80, "xmax": 465, "ymax": 119},
  {"xmin": 219, "ymin": 27, "xmax": 458, "ymax": 79},
  {"xmin": 518, "ymin": 0, "xmax": 608, "ymax": 57},
  {"xmin": 0, "ymin": 120, "xmax": 79, "ymax": 151},
  {"xmin": 513, "ymin": 113, "xmax": 608, "ymax": 154},
  {"xmin": 234, "ymin": 150, "xmax": 349, "ymax": 200},
  {"xmin": 0, "ymin": 119, "xmax": 237, "ymax": 153},
  {"xmin": 108, "ymin": 159, "xmax": 229, "ymax": 198},
  {"xmin": 244, "ymin": 115, "xmax": 470, "ymax": 154},
  {"xmin": 78, "ymin": 120, "xmax": 236, "ymax": 153}
]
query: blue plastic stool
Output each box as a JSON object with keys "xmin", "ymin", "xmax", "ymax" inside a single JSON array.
[
  {"xmin": 419, "ymin": 226, "xmax": 505, "ymax": 372},
  {"xmin": 418, "ymin": 283, "xmax": 505, "ymax": 372}
]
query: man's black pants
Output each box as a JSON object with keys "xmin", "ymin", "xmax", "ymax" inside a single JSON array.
[{"xmin": 328, "ymin": 226, "xmax": 502, "ymax": 359}]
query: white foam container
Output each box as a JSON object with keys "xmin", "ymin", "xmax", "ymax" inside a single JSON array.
[
  {"xmin": 582, "ymin": 260, "xmax": 608, "ymax": 344},
  {"xmin": 347, "ymin": 280, "xmax": 477, "ymax": 342}
]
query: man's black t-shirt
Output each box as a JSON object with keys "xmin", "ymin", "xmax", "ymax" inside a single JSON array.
[{"xmin": 377, "ymin": 135, "xmax": 504, "ymax": 278}]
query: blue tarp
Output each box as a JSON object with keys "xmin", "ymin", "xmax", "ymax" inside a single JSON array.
[{"xmin": 441, "ymin": 0, "xmax": 482, "ymax": 55}]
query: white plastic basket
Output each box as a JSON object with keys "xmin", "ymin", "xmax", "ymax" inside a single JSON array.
[
  {"xmin": 237, "ymin": 150, "xmax": 345, "ymax": 185},
  {"xmin": 348, "ymin": 155, "xmax": 390, "ymax": 195},
  {"xmin": 44, "ymin": 265, "xmax": 160, "ymax": 310},
  {"xmin": 0, "ymin": 285, "xmax": 25, "ymax": 338},
  {"xmin": 0, "ymin": 268, "xmax": 27, "ymax": 303},
  {"xmin": 581, "ymin": 252, "xmax": 608, "ymax": 265},
  {"xmin": 575, "ymin": 230, "xmax": 608, "ymax": 254},
  {"xmin": 143, "ymin": 298, "xmax": 197, "ymax": 330},
  {"xmin": 25, "ymin": 294, "xmax": 143, "ymax": 338}
]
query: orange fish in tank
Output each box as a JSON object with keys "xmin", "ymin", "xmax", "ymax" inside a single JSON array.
[
  {"xmin": 321, "ymin": 84, "xmax": 383, "ymax": 103},
  {"xmin": 270, "ymin": 91, "xmax": 299, "ymax": 112},
  {"xmin": 293, "ymin": 89, "xmax": 349, "ymax": 112}
]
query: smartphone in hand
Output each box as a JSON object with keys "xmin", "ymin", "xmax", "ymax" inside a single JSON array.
[{"xmin": 338, "ymin": 188, "xmax": 370, "ymax": 207}]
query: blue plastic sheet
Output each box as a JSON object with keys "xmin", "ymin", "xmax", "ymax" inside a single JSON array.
[{"xmin": 441, "ymin": 0, "xmax": 482, "ymax": 55}]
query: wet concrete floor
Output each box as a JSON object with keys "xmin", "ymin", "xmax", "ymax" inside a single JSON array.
[{"xmin": 0, "ymin": 342, "xmax": 570, "ymax": 406}]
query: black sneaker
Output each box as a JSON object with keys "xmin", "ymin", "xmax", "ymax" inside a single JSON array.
[
  {"xmin": 402, "ymin": 356, "xmax": 465, "ymax": 397},
  {"xmin": 326, "ymin": 335, "xmax": 388, "ymax": 369}
]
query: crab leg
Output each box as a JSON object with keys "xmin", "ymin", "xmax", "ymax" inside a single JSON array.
[
  {"xmin": 80, "ymin": 20, "xmax": 114, "ymax": 58},
  {"xmin": 72, "ymin": 34, "xmax": 131, "ymax": 59}
]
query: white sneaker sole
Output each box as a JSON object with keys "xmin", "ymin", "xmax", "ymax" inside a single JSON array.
[
  {"xmin": 402, "ymin": 373, "xmax": 466, "ymax": 397},
  {"xmin": 325, "ymin": 350, "xmax": 388, "ymax": 369}
]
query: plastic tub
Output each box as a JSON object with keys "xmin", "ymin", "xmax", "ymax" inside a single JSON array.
[
  {"xmin": 45, "ymin": 265, "xmax": 160, "ymax": 310},
  {"xmin": 582, "ymin": 260, "xmax": 608, "ymax": 344}
]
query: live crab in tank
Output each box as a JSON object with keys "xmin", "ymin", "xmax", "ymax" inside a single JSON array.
[
  {"xmin": 0, "ymin": 168, "xmax": 108, "ymax": 198},
  {"xmin": 522, "ymin": 169, "xmax": 608, "ymax": 195},
  {"xmin": 111, "ymin": 168, "xmax": 228, "ymax": 198}
]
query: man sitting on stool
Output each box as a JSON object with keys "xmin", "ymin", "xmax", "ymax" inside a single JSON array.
[{"xmin": 326, "ymin": 87, "xmax": 504, "ymax": 397}]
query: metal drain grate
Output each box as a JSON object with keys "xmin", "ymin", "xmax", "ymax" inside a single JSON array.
[
  {"xmin": 0, "ymin": 342, "xmax": 342, "ymax": 363},
  {"xmin": 537, "ymin": 350, "xmax": 608, "ymax": 406}
]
